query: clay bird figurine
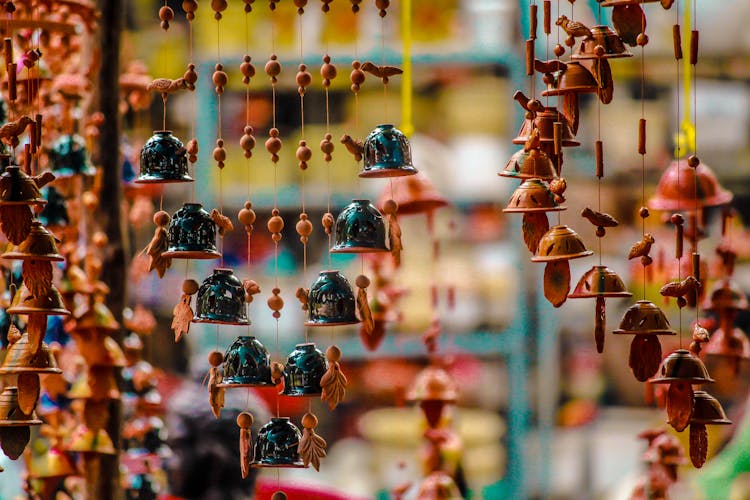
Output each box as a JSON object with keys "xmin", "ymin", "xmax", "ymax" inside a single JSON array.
[
  {"xmin": 627, "ymin": 233, "xmax": 655, "ymax": 260},
  {"xmin": 33, "ymin": 171, "xmax": 56, "ymax": 189},
  {"xmin": 242, "ymin": 279, "xmax": 261, "ymax": 302},
  {"xmin": 0, "ymin": 116, "xmax": 34, "ymax": 148},
  {"xmin": 689, "ymin": 322, "xmax": 710, "ymax": 355},
  {"xmin": 549, "ymin": 177, "xmax": 567, "ymax": 204},
  {"xmin": 660, "ymin": 276, "xmax": 700, "ymax": 298},
  {"xmin": 556, "ymin": 15, "xmax": 593, "ymax": 39},
  {"xmin": 146, "ymin": 77, "xmax": 193, "ymax": 94},
  {"xmin": 361, "ymin": 61, "xmax": 403, "ymax": 84},
  {"xmin": 295, "ymin": 287, "xmax": 310, "ymax": 310},
  {"xmin": 340, "ymin": 134, "xmax": 364, "ymax": 162},
  {"xmin": 581, "ymin": 207, "xmax": 619, "ymax": 227},
  {"xmin": 210, "ymin": 209, "xmax": 234, "ymax": 236}
]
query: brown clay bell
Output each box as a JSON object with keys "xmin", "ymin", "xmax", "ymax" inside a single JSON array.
[
  {"xmin": 541, "ymin": 61, "xmax": 599, "ymax": 96},
  {"xmin": 690, "ymin": 391, "xmax": 731, "ymax": 426},
  {"xmin": 8, "ymin": 284, "xmax": 70, "ymax": 316},
  {"xmin": 569, "ymin": 265, "xmax": 632, "ymax": 298},
  {"xmin": 703, "ymin": 279, "xmax": 748, "ymax": 312},
  {"xmin": 613, "ymin": 300, "xmax": 676, "ymax": 336},
  {"xmin": 703, "ymin": 327, "xmax": 750, "ymax": 363},
  {"xmin": 571, "ymin": 25, "xmax": 632, "ymax": 59},
  {"xmin": 503, "ymin": 179, "xmax": 565, "ymax": 213},
  {"xmin": 1, "ymin": 221, "xmax": 64, "ymax": 261},
  {"xmin": 0, "ymin": 387, "xmax": 43, "ymax": 426},
  {"xmin": 499, "ymin": 148, "xmax": 557, "ymax": 181},
  {"xmin": 513, "ymin": 108, "xmax": 579, "ymax": 147},
  {"xmin": 377, "ymin": 172, "xmax": 448, "ymax": 216},
  {"xmin": 0, "ymin": 166, "xmax": 49, "ymax": 206},
  {"xmin": 0, "ymin": 331, "xmax": 61, "ymax": 375},
  {"xmin": 650, "ymin": 349, "xmax": 714, "ymax": 384},
  {"xmin": 648, "ymin": 159, "xmax": 732, "ymax": 211},
  {"xmin": 531, "ymin": 225, "xmax": 592, "ymax": 262},
  {"xmin": 407, "ymin": 365, "xmax": 458, "ymax": 428}
]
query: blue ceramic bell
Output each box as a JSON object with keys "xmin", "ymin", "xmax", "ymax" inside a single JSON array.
[
  {"xmin": 282, "ymin": 343, "xmax": 327, "ymax": 396},
  {"xmin": 136, "ymin": 131, "xmax": 192, "ymax": 184},
  {"xmin": 219, "ymin": 336, "xmax": 274, "ymax": 387},
  {"xmin": 162, "ymin": 203, "xmax": 221, "ymax": 259},
  {"xmin": 252, "ymin": 417, "xmax": 305, "ymax": 468},
  {"xmin": 360, "ymin": 124, "xmax": 418, "ymax": 178},
  {"xmin": 38, "ymin": 187, "xmax": 69, "ymax": 229},
  {"xmin": 47, "ymin": 134, "xmax": 96, "ymax": 177},
  {"xmin": 331, "ymin": 199, "xmax": 389, "ymax": 254},
  {"xmin": 305, "ymin": 270, "xmax": 359, "ymax": 326},
  {"xmin": 193, "ymin": 269, "xmax": 249, "ymax": 325}
]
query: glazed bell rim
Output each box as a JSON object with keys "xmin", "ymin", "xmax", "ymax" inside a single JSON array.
[
  {"xmin": 530, "ymin": 249, "xmax": 593, "ymax": 263},
  {"xmin": 162, "ymin": 249, "xmax": 221, "ymax": 259}
]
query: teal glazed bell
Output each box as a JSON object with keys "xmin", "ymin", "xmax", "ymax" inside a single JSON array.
[
  {"xmin": 305, "ymin": 270, "xmax": 359, "ymax": 326},
  {"xmin": 282, "ymin": 343, "xmax": 327, "ymax": 396},
  {"xmin": 252, "ymin": 417, "xmax": 306, "ymax": 468},
  {"xmin": 162, "ymin": 203, "xmax": 221, "ymax": 259},
  {"xmin": 135, "ymin": 131, "xmax": 192, "ymax": 184},
  {"xmin": 47, "ymin": 134, "xmax": 96, "ymax": 177},
  {"xmin": 39, "ymin": 187, "xmax": 69, "ymax": 229},
  {"xmin": 219, "ymin": 336, "xmax": 274, "ymax": 388},
  {"xmin": 193, "ymin": 269, "xmax": 249, "ymax": 325},
  {"xmin": 331, "ymin": 199, "xmax": 389, "ymax": 254},
  {"xmin": 360, "ymin": 124, "xmax": 418, "ymax": 178}
]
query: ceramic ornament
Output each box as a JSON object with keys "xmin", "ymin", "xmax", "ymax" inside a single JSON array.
[
  {"xmin": 143, "ymin": 210, "xmax": 171, "ymax": 278},
  {"xmin": 171, "ymin": 278, "xmax": 198, "ymax": 342},
  {"xmin": 319, "ymin": 345, "xmax": 347, "ymax": 410},
  {"xmin": 237, "ymin": 411, "xmax": 254, "ymax": 478},
  {"xmin": 298, "ymin": 412, "xmax": 327, "ymax": 471},
  {"xmin": 252, "ymin": 417, "xmax": 306, "ymax": 468},
  {"xmin": 614, "ymin": 300, "xmax": 676, "ymax": 381},
  {"xmin": 217, "ymin": 336, "xmax": 275, "ymax": 388},
  {"xmin": 688, "ymin": 391, "xmax": 731, "ymax": 468},
  {"xmin": 0, "ymin": 166, "xmax": 55, "ymax": 245},
  {"xmin": 207, "ymin": 350, "xmax": 225, "ymax": 419}
]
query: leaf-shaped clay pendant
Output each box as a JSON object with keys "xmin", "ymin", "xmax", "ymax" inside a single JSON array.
[
  {"xmin": 0, "ymin": 426, "xmax": 30, "ymax": 460},
  {"xmin": 666, "ymin": 380, "xmax": 693, "ymax": 432},
  {"xmin": 629, "ymin": 334, "xmax": 662, "ymax": 382},
  {"xmin": 522, "ymin": 212, "xmax": 549, "ymax": 255},
  {"xmin": 690, "ymin": 423, "xmax": 708, "ymax": 468},
  {"xmin": 594, "ymin": 296, "xmax": 606, "ymax": 353},
  {"xmin": 543, "ymin": 260, "xmax": 570, "ymax": 308},
  {"xmin": 16, "ymin": 372, "xmax": 40, "ymax": 416}
]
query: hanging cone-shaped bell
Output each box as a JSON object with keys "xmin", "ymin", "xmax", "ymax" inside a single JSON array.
[
  {"xmin": 513, "ymin": 108, "xmax": 579, "ymax": 146},
  {"xmin": 703, "ymin": 327, "xmax": 750, "ymax": 362},
  {"xmin": 377, "ymin": 172, "xmax": 449, "ymax": 216},
  {"xmin": 8, "ymin": 284, "xmax": 70, "ymax": 316},
  {"xmin": 499, "ymin": 148, "xmax": 558, "ymax": 181},
  {"xmin": 531, "ymin": 225, "xmax": 593, "ymax": 262},
  {"xmin": 503, "ymin": 179, "xmax": 565, "ymax": 213},
  {"xmin": 162, "ymin": 203, "xmax": 221, "ymax": 259},
  {"xmin": 651, "ymin": 349, "xmax": 714, "ymax": 384},
  {"xmin": 703, "ymin": 279, "xmax": 748, "ymax": 312},
  {"xmin": 690, "ymin": 391, "xmax": 731, "ymax": 425},
  {"xmin": 282, "ymin": 343, "xmax": 328, "ymax": 396},
  {"xmin": 571, "ymin": 25, "xmax": 633, "ymax": 59},
  {"xmin": 541, "ymin": 61, "xmax": 599, "ymax": 96},
  {"xmin": 71, "ymin": 301, "xmax": 121, "ymax": 334},
  {"xmin": 27, "ymin": 444, "xmax": 77, "ymax": 479},
  {"xmin": 0, "ymin": 165, "xmax": 49, "ymax": 206},
  {"xmin": 1, "ymin": 221, "xmax": 64, "ymax": 261},
  {"xmin": 0, "ymin": 332, "xmax": 61, "ymax": 374},
  {"xmin": 0, "ymin": 387, "xmax": 42, "ymax": 426},
  {"xmin": 331, "ymin": 200, "xmax": 389, "ymax": 254},
  {"xmin": 305, "ymin": 270, "xmax": 359, "ymax": 326},
  {"xmin": 218, "ymin": 336, "xmax": 275, "ymax": 388},
  {"xmin": 67, "ymin": 367, "xmax": 120, "ymax": 400},
  {"xmin": 135, "ymin": 131, "xmax": 192, "ymax": 184},
  {"xmin": 252, "ymin": 417, "xmax": 306, "ymax": 468},
  {"xmin": 359, "ymin": 124, "xmax": 418, "ymax": 178},
  {"xmin": 67, "ymin": 424, "xmax": 117, "ymax": 454},
  {"xmin": 613, "ymin": 300, "xmax": 677, "ymax": 336},
  {"xmin": 47, "ymin": 134, "xmax": 96, "ymax": 177},
  {"xmin": 193, "ymin": 269, "xmax": 250, "ymax": 325},
  {"xmin": 407, "ymin": 365, "xmax": 458, "ymax": 429},
  {"xmin": 569, "ymin": 265, "xmax": 632, "ymax": 298},
  {"xmin": 648, "ymin": 159, "xmax": 732, "ymax": 211}
]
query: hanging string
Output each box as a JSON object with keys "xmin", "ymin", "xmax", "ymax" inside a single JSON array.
[
  {"xmin": 674, "ymin": 0, "xmax": 683, "ymax": 348},
  {"xmin": 639, "ymin": 4, "xmax": 647, "ymax": 301}
]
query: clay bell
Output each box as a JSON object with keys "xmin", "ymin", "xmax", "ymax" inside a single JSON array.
[
  {"xmin": 541, "ymin": 61, "xmax": 599, "ymax": 96},
  {"xmin": 135, "ymin": 131, "xmax": 192, "ymax": 184},
  {"xmin": 1, "ymin": 221, "xmax": 64, "ymax": 261},
  {"xmin": 613, "ymin": 300, "xmax": 676, "ymax": 336},
  {"xmin": 0, "ymin": 332, "xmax": 61, "ymax": 375},
  {"xmin": 0, "ymin": 165, "xmax": 47, "ymax": 206},
  {"xmin": 162, "ymin": 203, "xmax": 221, "ymax": 259},
  {"xmin": 0, "ymin": 387, "xmax": 42, "ymax": 426},
  {"xmin": 377, "ymin": 172, "xmax": 448, "ymax": 215},
  {"xmin": 67, "ymin": 425, "xmax": 117, "ymax": 455},
  {"xmin": 282, "ymin": 343, "xmax": 327, "ymax": 396},
  {"xmin": 72, "ymin": 302, "xmax": 121, "ymax": 334},
  {"xmin": 569, "ymin": 265, "xmax": 632, "ymax": 298},
  {"xmin": 252, "ymin": 417, "xmax": 306, "ymax": 468},
  {"xmin": 47, "ymin": 134, "xmax": 96, "ymax": 177},
  {"xmin": 68, "ymin": 367, "xmax": 120, "ymax": 400},
  {"xmin": 360, "ymin": 124, "xmax": 418, "ymax": 178},
  {"xmin": 193, "ymin": 269, "xmax": 249, "ymax": 325},
  {"xmin": 703, "ymin": 279, "xmax": 748, "ymax": 312},
  {"xmin": 499, "ymin": 148, "xmax": 557, "ymax": 181},
  {"xmin": 690, "ymin": 391, "xmax": 732, "ymax": 425},
  {"xmin": 648, "ymin": 159, "xmax": 732, "ymax": 211},
  {"xmin": 218, "ymin": 336, "xmax": 274, "ymax": 388},
  {"xmin": 407, "ymin": 365, "xmax": 458, "ymax": 428},
  {"xmin": 27, "ymin": 444, "xmax": 76, "ymax": 479},
  {"xmin": 8, "ymin": 284, "xmax": 70, "ymax": 316},
  {"xmin": 703, "ymin": 327, "xmax": 750, "ymax": 361},
  {"xmin": 503, "ymin": 178, "xmax": 565, "ymax": 213},
  {"xmin": 513, "ymin": 108, "xmax": 579, "ymax": 147},
  {"xmin": 650, "ymin": 349, "xmax": 713, "ymax": 384},
  {"xmin": 571, "ymin": 25, "xmax": 632, "ymax": 59},
  {"xmin": 531, "ymin": 225, "xmax": 593, "ymax": 262},
  {"xmin": 305, "ymin": 270, "xmax": 359, "ymax": 326},
  {"xmin": 331, "ymin": 200, "xmax": 389, "ymax": 254}
]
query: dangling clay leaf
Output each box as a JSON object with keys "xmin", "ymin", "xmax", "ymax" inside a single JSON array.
[
  {"xmin": 420, "ymin": 400, "xmax": 446, "ymax": 429},
  {"xmin": 0, "ymin": 205, "xmax": 33, "ymax": 245},
  {"xmin": 320, "ymin": 362, "xmax": 347, "ymax": 410},
  {"xmin": 22, "ymin": 260, "xmax": 53, "ymax": 300},
  {"xmin": 594, "ymin": 296, "xmax": 606, "ymax": 354},
  {"xmin": 594, "ymin": 59, "xmax": 614, "ymax": 104},
  {"xmin": 26, "ymin": 314, "xmax": 47, "ymax": 355},
  {"xmin": 0, "ymin": 426, "xmax": 30, "ymax": 459},
  {"xmin": 543, "ymin": 260, "xmax": 570, "ymax": 308},
  {"xmin": 562, "ymin": 92, "xmax": 580, "ymax": 135},
  {"xmin": 360, "ymin": 318, "xmax": 386, "ymax": 351},
  {"xmin": 16, "ymin": 372, "xmax": 40, "ymax": 416},
  {"xmin": 143, "ymin": 225, "xmax": 171, "ymax": 278},
  {"xmin": 612, "ymin": 4, "xmax": 645, "ymax": 46},
  {"xmin": 522, "ymin": 212, "xmax": 549, "ymax": 255},
  {"xmin": 388, "ymin": 213, "xmax": 403, "ymax": 267},
  {"xmin": 666, "ymin": 380, "xmax": 693, "ymax": 432},
  {"xmin": 239, "ymin": 426, "xmax": 251, "ymax": 478},
  {"xmin": 208, "ymin": 366, "xmax": 225, "ymax": 418},
  {"xmin": 690, "ymin": 423, "xmax": 708, "ymax": 468},
  {"xmin": 171, "ymin": 294, "xmax": 193, "ymax": 342},
  {"xmin": 356, "ymin": 276, "xmax": 374, "ymax": 335},
  {"xmin": 629, "ymin": 334, "xmax": 662, "ymax": 382},
  {"xmin": 299, "ymin": 413, "xmax": 327, "ymax": 471}
]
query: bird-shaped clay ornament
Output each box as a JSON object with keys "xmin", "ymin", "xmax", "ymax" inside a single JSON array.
[
  {"xmin": 628, "ymin": 233, "xmax": 655, "ymax": 260},
  {"xmin": 556, "ymin": 15, "xmax": 593, "ymax": 39},
  {"xmin": 581, "ymin": 207, "xmax": 619, "ymax": 228}
]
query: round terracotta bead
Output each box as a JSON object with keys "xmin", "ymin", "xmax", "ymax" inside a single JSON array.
[
  {"xmin": 326, "ymin": 345, "xmax": 341, "ymax": 362},
  {"xmin": 154, "ymin": 210, "xmax": 170, "ymax": 227},
  {"xmin": 208, "ymin": 350, "xmax": 223, "ymax": 367}
]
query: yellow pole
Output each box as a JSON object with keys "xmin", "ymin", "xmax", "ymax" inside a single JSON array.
[{"xmin": 400, "ymin": 0, "xmax": 414, "ymax": 137}]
